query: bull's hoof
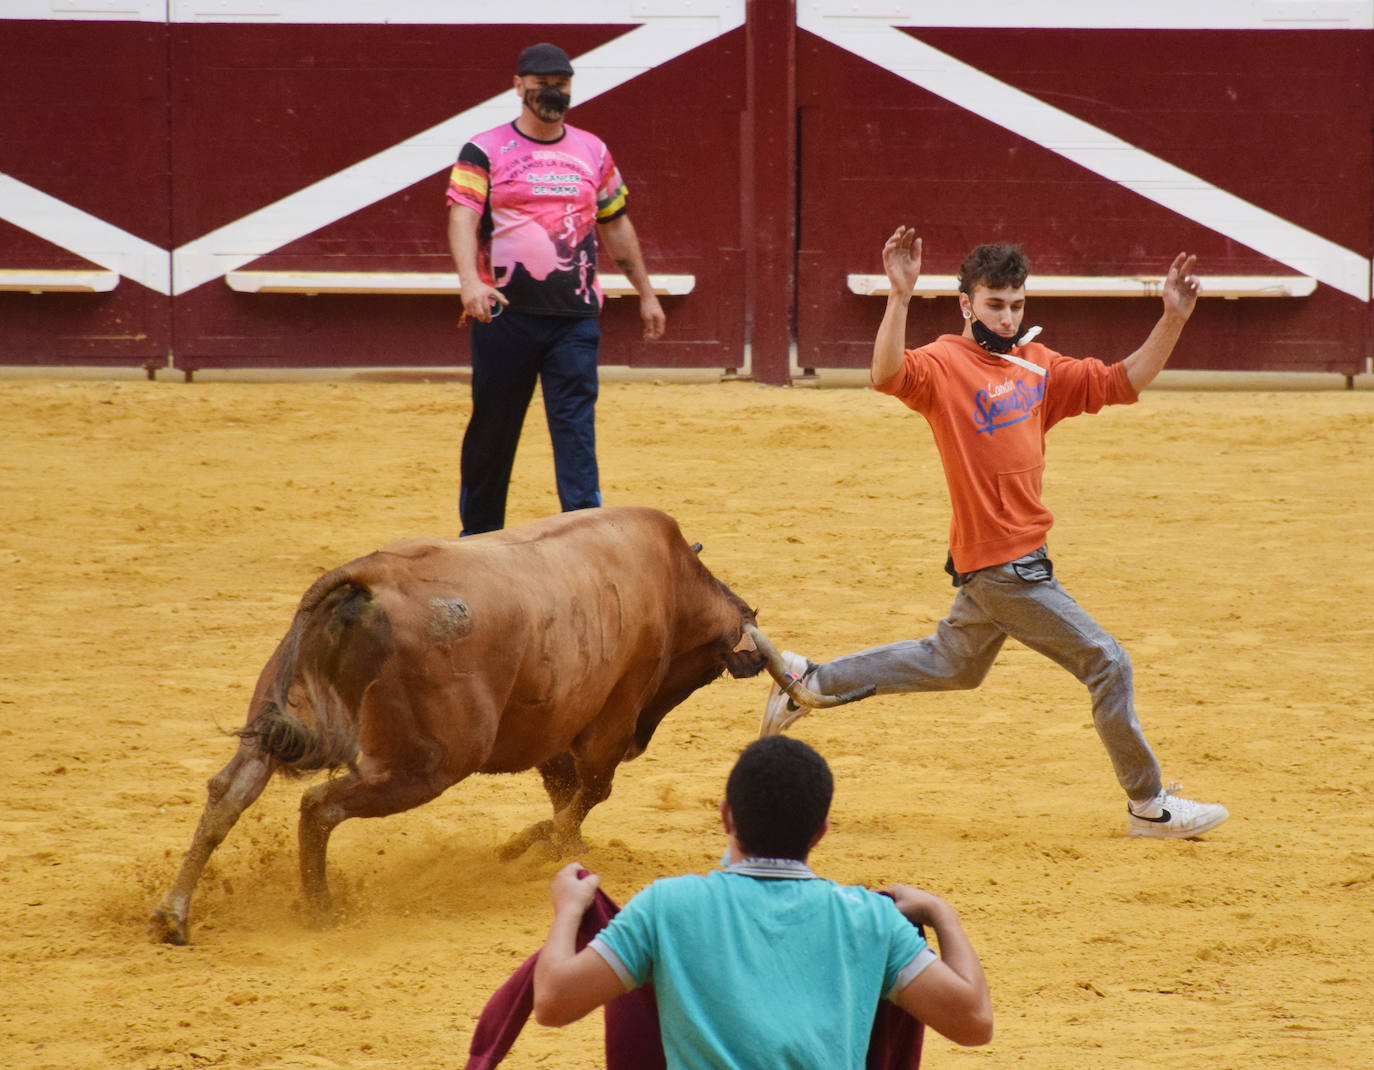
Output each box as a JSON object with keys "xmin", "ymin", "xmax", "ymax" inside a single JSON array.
[
  {"xmin": 497, "ymin": 821, "xmax": 587, "ymax": 862},
  {"xmin": 497, "ymin": 821, "xmax": 552, "ymax": 861},
  {"xmin": 553, "ymin": 830, "xmax": 589, "ymax": 858},
  {"xmin": 150, "ymin": 905, "xmax": 189, "ymax": 946},
  {"xmin": 298, "ymin": 890, "xmax": 343, "ymax": 930}
]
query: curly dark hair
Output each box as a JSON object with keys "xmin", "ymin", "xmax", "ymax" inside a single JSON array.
[
  {"xmin": 725, "ymin": 736, "xmax": 834, "ymax": 860},
  {"xmin": 958, "ymin": 243, "xmax": 1030, "ymax": 294}
]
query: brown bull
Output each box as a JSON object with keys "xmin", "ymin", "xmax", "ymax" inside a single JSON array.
[{"xmin": 152, "ymin": 506, "xmax": 777, "ymax": 945}]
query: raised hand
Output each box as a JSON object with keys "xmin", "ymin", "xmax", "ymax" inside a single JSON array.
[
  {"xmin": 883, "ymin": 226, "xmax": 923, "ymax": 296},
  {"xmin": 1162, "ymin": 252, "xmax": 1200, "ymax": 320}
]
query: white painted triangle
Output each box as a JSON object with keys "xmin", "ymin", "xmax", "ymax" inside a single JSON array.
[
  {"xmin": 0, "ymin": 6, "xmax": 745, "ymax": 297},
  {"xmin": 792, "ymin": 2, "xmax": 1370, "ymax": 31},
  {"xmin": 7, "ymin": 4, "xmax": 1365, "ymax": 302},
  {"xmin": 171, "ymin": 14, "xmax": 745, "ymax": 294},
  {"xmin": 0, "ymin": 172, "xmax": 171, "ymax": 293},
  {"xmin": 798, "ymin": 9, "xmax": 1371, "ymax": 301}
]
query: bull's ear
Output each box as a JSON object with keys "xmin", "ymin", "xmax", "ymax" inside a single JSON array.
[{"xmin": 732, "ymin": 632, "xmax": 757, "ymax": 654}]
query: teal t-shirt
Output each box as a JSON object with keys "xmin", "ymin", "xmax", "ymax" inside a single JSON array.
[{"xmin": 589, "ymin": 868, "xmax": 932, "ymax": 1070}]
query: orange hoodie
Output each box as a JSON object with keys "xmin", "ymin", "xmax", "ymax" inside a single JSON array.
[{"xmin": 875, "ymin": 334, "xmax": 1138, "ymax": 573}]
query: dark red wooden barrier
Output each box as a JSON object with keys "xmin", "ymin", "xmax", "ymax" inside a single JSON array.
[
  {"xmin": 1, "ymin": 9, "xmax": 1369, "ymax": 380},
  {"xmin": 0, "ymin": 19, "xmax": 170, "ymax": 371},
  {"xmin": 795, "ymin": 26, "xmax": 1372, "ymax": 378},
  {"xmin": 166, "ymin": 21, "xmax": 746, "ymax": 376}
]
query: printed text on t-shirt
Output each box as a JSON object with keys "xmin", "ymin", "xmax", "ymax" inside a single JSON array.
[{"xmin": 974, "ymin": 375, "xmax": 1048, "ymax": 435}]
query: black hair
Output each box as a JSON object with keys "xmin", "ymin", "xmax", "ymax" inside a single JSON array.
[
  {"xmin": 957, "ymin": 243, "xmax": 1030, "ymax": 294},
  {"xmin": 725, "ymin": 736, "xmax": 834, "ymax": 861}
]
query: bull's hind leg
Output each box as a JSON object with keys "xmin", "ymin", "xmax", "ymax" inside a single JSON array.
[
  {"xmin": 297, "ymin": 765, "xmax": 455, "ymax": 924},
  {"xmin": 151, "ymin": 745, "xmax": 274, "ymax": 945}
]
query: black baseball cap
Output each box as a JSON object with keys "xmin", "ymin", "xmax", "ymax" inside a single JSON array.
[{"xmin": 517, "ymin": 43, "xmax": 574, "ymax": 76}]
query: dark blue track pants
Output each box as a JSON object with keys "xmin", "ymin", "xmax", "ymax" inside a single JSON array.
[{"xmin": 459, "ymin": 311, "xmax": 601, "ymax": 535}]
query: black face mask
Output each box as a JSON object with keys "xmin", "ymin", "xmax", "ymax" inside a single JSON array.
[
  {"xmin": 969, "ymin": 312, "xmax": 1029, "ymax": 354},
  {"xmin": 524, "ymin": 86, "xmax": 571, "ymax": 122}
]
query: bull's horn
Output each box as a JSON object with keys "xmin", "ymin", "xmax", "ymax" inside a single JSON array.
[{"xmin": 744, "ymin": 624, "xmax": 876, "ymax": 708}]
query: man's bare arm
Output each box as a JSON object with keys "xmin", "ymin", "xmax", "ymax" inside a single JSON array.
[
  {"xmin": 886, "ymin": 884, "xmax": 993, "ymax": 1047},
  {"xmin": 873, "ymin": 227, "xmax": 922, "ymax": 387},
  {"xmin": 447, "ymin": 203, "xmax": 506, "ymax": 322},
  {"xmin": 597, "ymin": 214, "xmax": 666, "ymax": 341},
  {"xmin": 1122, "ymin": 252, "xmax": 1200, "ymax": 393},
  {"xmin": 532, "ymin": 864, "xmax": 632, "ymax": 1027}
]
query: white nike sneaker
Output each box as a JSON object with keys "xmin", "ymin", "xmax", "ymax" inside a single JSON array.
[
  {"xmin": 1128, "ymin": 783, "xmax": 1229, "ymax": 839},
  {"xmin": 758, "ymin": 651, "xmax": 815, "ymax": 737}
]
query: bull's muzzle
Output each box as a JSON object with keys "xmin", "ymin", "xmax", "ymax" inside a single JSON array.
[{"xmin": 744, "ymin": 625, "xmax": 876, "ymax": 708}]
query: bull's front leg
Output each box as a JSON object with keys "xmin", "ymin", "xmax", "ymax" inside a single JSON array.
[
  {"xmin": 497, "ymin": 754, "xmax": 579, "ymax": 862},
  {"xmin": 497, "ymin": 751, "xmax": 613, "ymax": 862},
  {"xmin": 549, "ymin": 758, "xmax": 617, "ymax": 854},
  {"xmin": 151, "ymin": 746, "xmax": 274, "ymax": 945}
]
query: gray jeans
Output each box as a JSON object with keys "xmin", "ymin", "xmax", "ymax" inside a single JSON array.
[{"xmin": 813, "ymin": 548, "xmax": 1163, "ymax": 801}]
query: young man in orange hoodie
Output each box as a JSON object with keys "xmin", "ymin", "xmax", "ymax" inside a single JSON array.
[{"xmin": 762, "ymin": 226, "xmax": 1227, "ymax": 840}]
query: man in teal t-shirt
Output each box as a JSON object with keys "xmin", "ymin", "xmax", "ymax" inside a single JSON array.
[{"xmin": 532, "ymin": 737, "xmax": 993, "ymax": 1068}]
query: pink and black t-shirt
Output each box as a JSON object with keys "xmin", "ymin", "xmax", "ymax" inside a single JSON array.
[{"xmin": 446, "ymin": 121, "xmax": 629, "ymax": 317}]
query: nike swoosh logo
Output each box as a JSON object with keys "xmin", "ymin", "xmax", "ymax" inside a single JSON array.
[{"xmin": 1134, "ymin": 809, "xmax": 1173, "ymax": 823}]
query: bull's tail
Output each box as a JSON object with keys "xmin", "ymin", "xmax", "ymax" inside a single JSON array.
[
  {"xmin": 237, "ymin": 571, "xmax": 395, "ymax": 775},
  {"xmin": 238, "ymin": 704, "xmax": 320, "ymax": 768}
]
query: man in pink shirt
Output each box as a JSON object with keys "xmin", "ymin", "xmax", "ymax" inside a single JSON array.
[
  {"xmin": 446, "ymin": 42, "xmax": 665, "ymax": 535},
  {"xmin": 762, "ymin": 226, "xmax": 1228, "ymax": 840}
]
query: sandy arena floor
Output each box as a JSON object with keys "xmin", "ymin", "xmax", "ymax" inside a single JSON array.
[{"xmin": 1, "ymin": 370, "xmax": 1372, "ymax": 1069}]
